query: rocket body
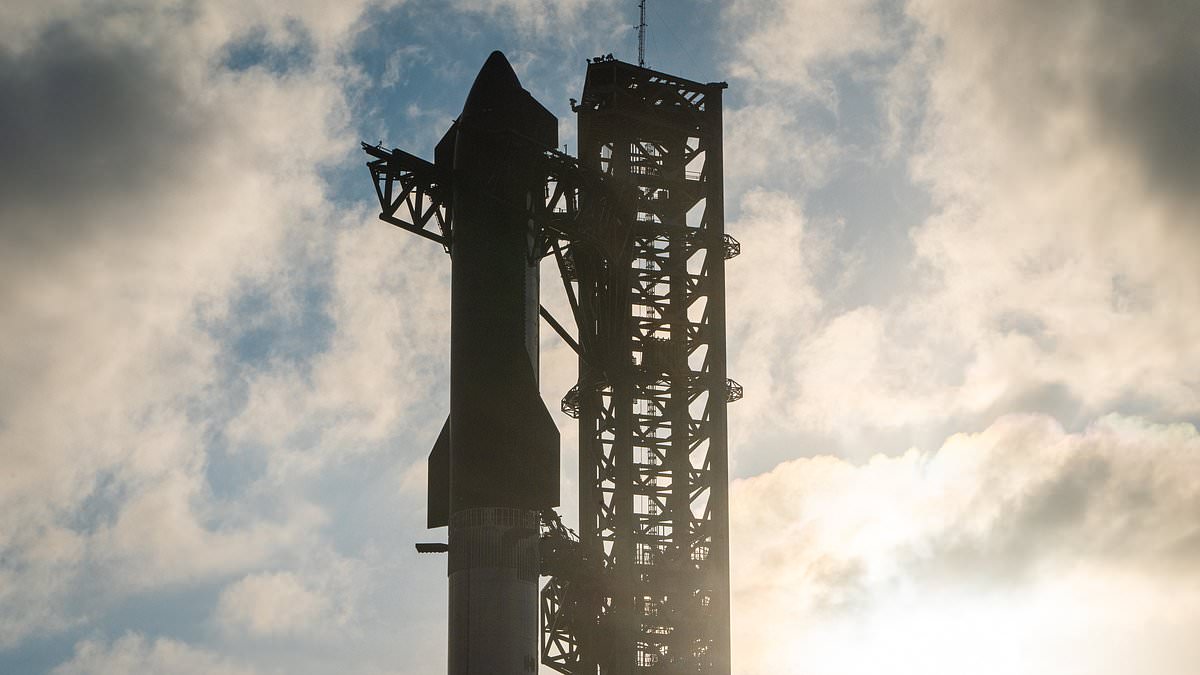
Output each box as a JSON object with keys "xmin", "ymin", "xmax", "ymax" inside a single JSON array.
[{"xmin": 426, "ymin": 51, "xmax": 560, "ymax": 675}]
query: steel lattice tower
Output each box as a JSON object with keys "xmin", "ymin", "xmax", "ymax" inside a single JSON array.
[{"xmin": 543, "ymin": 58, "xmax": 739, "ymax": 675}]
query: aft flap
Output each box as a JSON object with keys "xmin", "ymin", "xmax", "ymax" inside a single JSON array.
[{"xmin": 427, "ymin": 416, "xmax": 450, "ymax": 528}]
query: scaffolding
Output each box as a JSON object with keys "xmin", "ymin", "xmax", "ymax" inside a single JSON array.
[{"xmin": 542, "ymin": 58, "xmax": 737, "ymax": 675}]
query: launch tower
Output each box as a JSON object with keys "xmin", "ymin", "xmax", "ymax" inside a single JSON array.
[{"xmin": 541, "ymin": 57, "xmax": 738, "ymax": 675}]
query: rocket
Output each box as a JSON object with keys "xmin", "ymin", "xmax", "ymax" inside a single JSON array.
[{"xmin": 425, "ymin": 51, "xmax": 560, "ymax": 674}]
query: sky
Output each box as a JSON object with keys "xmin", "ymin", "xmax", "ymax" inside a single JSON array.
[{"xmin": 1, "ymin": 0, "xmax": 1198, "ymax": 673}]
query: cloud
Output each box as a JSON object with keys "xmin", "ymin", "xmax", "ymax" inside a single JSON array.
[
  {"xmin": 731, "ymin": 414, "xmax": 1200, "ymax": 674},
  {"xmin": 724, "ymin": 104, "xmax": 842, "ymax": 192},
  {"xmin": 0, "ymin": 23, "xmax": 209, "ymax": 250},
  {"xmin": 726, "ymin": 0, "xmax": 893, "ymax": 99},
  {"xmin": 52, "ymin": 633, "xmax": 259, "ymax": 675},
  {"xmin": 720, "ymin": 0, "xmax": 1200, "ymax": 460},
  {"xmin": 897, "ymin": 0, "xmax": 1200, "ymax": 418},
  {"xmin": 446, "ymin": 0, "xmax": 615, "ymax": 35},
  {"xmin": 0, "ymin": 0, "xmax": 386, "ymax": 649},
  {"xmin": 90, "ymin": 475, "xmax": 327, "ymax": 590},
  {"xmin": 224, "ymin": 213, "xmax": 449, "ymax": 480},
  {"xmin": 724, "ymin": 190, "xmax": 824, "ymax": 458},
  {"xmin": 905, "ymin": 0, "xmax": 1200, "ymax": 212},
  {"xmin": 216, "ymin": 571, "xmax": 338, "ymax": 638}
]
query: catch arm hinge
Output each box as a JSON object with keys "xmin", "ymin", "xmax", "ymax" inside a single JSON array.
[{"xmin": 363, "ymin": 142, "xmax": 452, "ymax": 252}]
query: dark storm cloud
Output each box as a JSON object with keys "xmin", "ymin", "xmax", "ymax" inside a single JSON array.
[
  {"xmin": 1087, "ymin": 1, "xmax": 1200, "ymax": 208},
  {"xmin": 993, "ymin": 0, "xmax": 1200, "ymax": 210},
  {"xmin": 0, "ymin": 22, "xmax": 209, "ymax": 252},
  {"xmin": 1100, "ymin": 55, "xmax": 1200, "ymax": 204}
]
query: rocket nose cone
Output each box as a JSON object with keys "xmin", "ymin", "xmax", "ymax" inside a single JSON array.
[
  {"xmin": 481, "ymin": 51, "xmax": 519, "ymax": 85},
  {"xmin": 463, "ymin": 51, "xmax": 523, "ymax": 113}
]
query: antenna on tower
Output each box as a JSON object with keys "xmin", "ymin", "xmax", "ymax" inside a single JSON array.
[{"xmin": 637, "ymin": 0, "xmax": 647, "ymax": 67}]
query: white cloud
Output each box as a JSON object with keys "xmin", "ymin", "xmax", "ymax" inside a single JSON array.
[
  {"xmin": 731, "ymin": 414, "xmax": 1200, "ymax": 674},
  {"xmin": 721, "ymin": 0, "xmax": 1200, "ymax": 459},
  {"xmin": 0, "ymin": 0, "xmax": 388, "ymax": 647},
  {"xmin": 721, "ymin": 2, "xmax": 1200, "ymax": 670},
  {"xmin": 91, "ymin": 474, "xmax": 327, "ymax": 590},
  {"xmin": 225, "ymin": 214, "xmax": 450, "ymax": 482},
  {"xmin": 52, "ymin": 633, "xmax": 260, "ymax": 675},
  {"xmin": 895, "ymin": 0, "xmax": 1200, "ymax": 420},
  {"xmin": 447, "ymin": 0, "xmax": 614, "ymax": 35},
  {"xmin": 380, "ymin": 46, "xmax": 427, "ymax": 88},
  {"xmin": 216, "ymin": 571, "xmax": 337, "ymax": 638},
  {"xmin": 725, "ymin": 191, "xmax": 824, "ymax": 451},
  {"xmin": 726, "ymin": 0, "xmax": 893, "ymax": 100},
  {"xmin": 725, "ymin": 104, "xmax": 841, "ymax": 191}
]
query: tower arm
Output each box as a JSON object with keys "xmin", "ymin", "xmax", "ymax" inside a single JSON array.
[{"xmin": 362, "ymin": 142, "xmax": 452, "ymax": 251}]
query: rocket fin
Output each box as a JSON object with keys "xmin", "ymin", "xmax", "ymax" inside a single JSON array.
[
  {"xmin": 447, "ymin": 354, "xmax": 560, "ymax": 513},
  {"xmin": 492, "ymin": 351, "xmax": 559, "ymax": 511},
  {"xmin": 427, "ymin": 415, "xmax": 450, "ymax": 528}
]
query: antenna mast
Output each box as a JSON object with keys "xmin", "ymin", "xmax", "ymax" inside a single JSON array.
[{"xmin": 637, "ymin": 0, "xmax": 647, "ymax": 67}]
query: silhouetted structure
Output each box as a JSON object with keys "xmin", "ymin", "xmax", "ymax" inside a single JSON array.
[
  {"xmin": 541, "ymin": 58, "xmax": 736, "ymax": 675},
  {"xmin": 364, "ymin": 51, "xmax": 736, "ymax": 675}
]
